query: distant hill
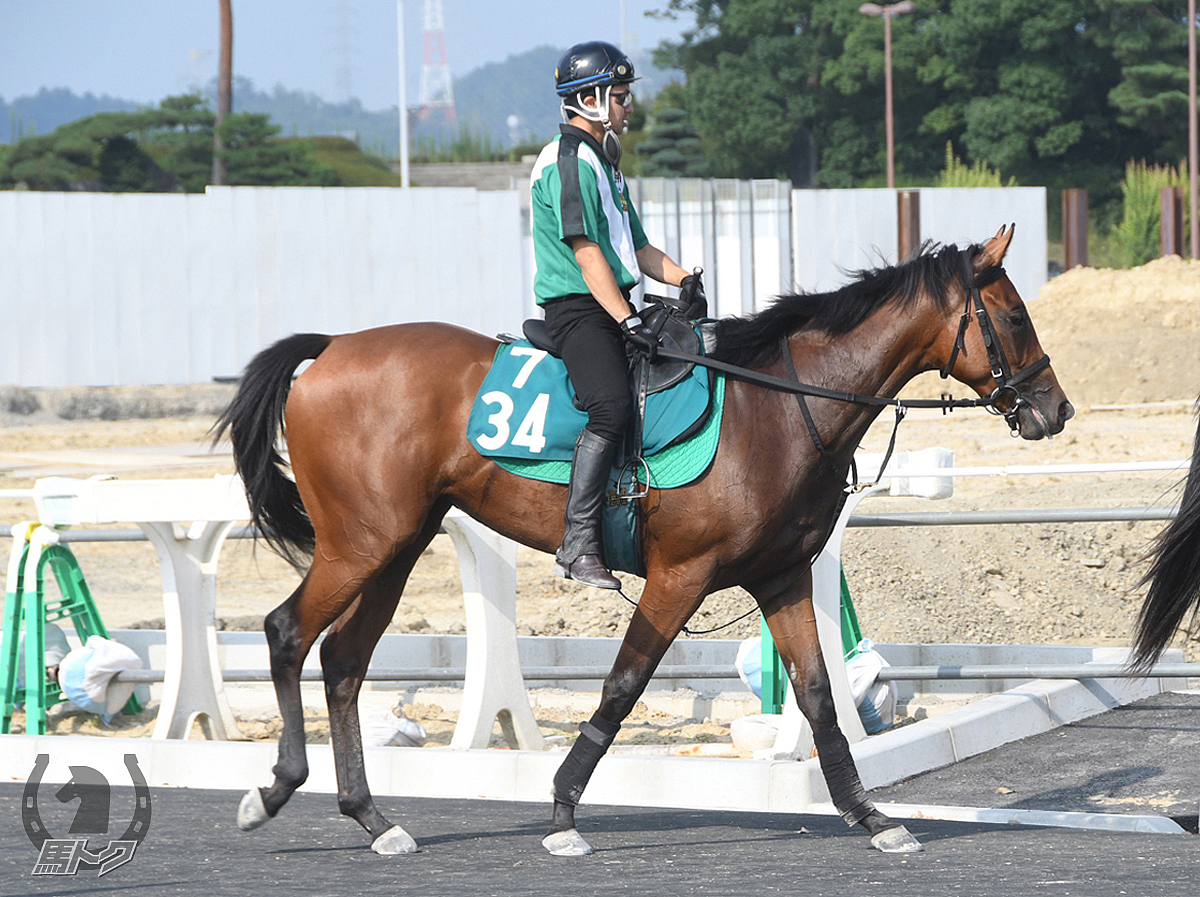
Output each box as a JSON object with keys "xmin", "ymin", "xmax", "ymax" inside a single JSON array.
[
  {"xmin": 2, "ymin": 87, "xmax": 140, "ymax": 142},
  {"xmin": 2, "ymin": 46, "xmax": 680, "ymax": 157}
]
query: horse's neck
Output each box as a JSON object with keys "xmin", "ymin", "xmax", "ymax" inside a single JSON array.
[{"xmin": 784, "ymin": 304, "xmax": 942, "ymax": 453}]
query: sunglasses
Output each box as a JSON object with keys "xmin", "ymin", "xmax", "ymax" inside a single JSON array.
[{"xmin": 609, "ymin": 90, "xmax": 633, "ymax": 109}]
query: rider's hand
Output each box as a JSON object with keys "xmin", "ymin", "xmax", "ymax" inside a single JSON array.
[
  {"xmin": 621, "ymin": 314, "xmax": 660, "ymax": 360},
  {"xmin": 679, "ymin": 270, "xmax": 708, "ymax": 318}
]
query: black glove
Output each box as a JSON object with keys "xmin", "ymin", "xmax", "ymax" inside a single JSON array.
[
  {"xmin": 621, "ymin": 313, "xmax": 660, "ymax": 360},
  {"xmin": 679, "ymin": 270, "xmax": 708, "ymax": 319}
]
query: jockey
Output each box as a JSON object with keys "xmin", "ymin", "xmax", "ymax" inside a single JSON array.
[{"xmin": 530, "ymin": 40, "xmax": 705, "ymax": 589}]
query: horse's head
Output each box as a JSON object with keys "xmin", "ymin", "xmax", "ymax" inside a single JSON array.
[{"xmin": 940, "ymin": 225, "xmax": 1074, "ymax": 440}]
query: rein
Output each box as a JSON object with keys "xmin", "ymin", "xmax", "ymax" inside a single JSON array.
[{"xmin": 651, "ymin": 250, "xmax": 1051, "ymax": 490}]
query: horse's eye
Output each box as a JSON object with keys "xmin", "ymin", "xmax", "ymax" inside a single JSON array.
[{"xmin": 1008, "ymin": 307, "xmax": 1027, "ymax": 328}]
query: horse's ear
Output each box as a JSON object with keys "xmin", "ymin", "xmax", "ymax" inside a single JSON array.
[{"xmin": 975, "ymin": 224, "xmax": 1016, "ymax": 274}]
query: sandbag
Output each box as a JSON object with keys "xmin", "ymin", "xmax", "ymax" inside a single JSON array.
[
  {"xmin": 846, "ymin": 639, "xmax": 897, "ymax": 734},
  {"xmin": 736, "ymin": 635, "xmax": 897, "ymax": 733},
  {"xmin": 360, "ymin": 703, "xmax": 428, "ymax": 748},
  {"xmin": 56, "ymin": 635, "xmax": 142, "ymax": 724}
]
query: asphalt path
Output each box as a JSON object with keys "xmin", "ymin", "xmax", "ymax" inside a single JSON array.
[
  {"xmin": 871, "ymin": 690, "xmax": 1200, "ymax": 823},
  {"xmin": 1, "ymin": 781, "xmax": 1196, "ymax": 897},
  {"xmin": 3, "ymin": 693, "xmax": 1198, "ymax": 896}
]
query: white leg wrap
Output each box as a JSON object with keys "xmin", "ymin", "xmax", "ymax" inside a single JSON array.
[
  {"xmin": 542, "ymin": 828, "xmax": 594, "ymax": 857},
  {"xmin": 372, "ymin": 825, "xmax": 419, "ymax": 855},
  {"xmin": 237, "ymin": 789, "xmax": 271, "ymax": 831}
]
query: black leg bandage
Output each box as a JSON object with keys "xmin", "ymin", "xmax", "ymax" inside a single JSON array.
[
  {"xmin": 551, "ymin": 713, "xmax": 621, "ymax": 807},
  {"xmin": 812, "ymin": 725, "xmax": 873, "ymax": 826}
]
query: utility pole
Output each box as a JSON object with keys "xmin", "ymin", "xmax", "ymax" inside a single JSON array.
[
  {"xmin": 397, "ymin": 0, "xmax": 410, "ymax": 187},
  {"xmin": 212, "ymin": 0, "xmax": 233, "ymax": 187}
]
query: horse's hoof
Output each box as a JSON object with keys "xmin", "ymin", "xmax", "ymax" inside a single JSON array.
[
  {"xmin": 542, "ymin": 828, "xmax": 594, "ymax": 857},
  {"xmin": 237, "ymin": 788, "xmax": 271, "ymax": 831},
  {"xmin": 871, "ymin": 825, "xmax": 924, "ymax": 853},
  {"xmin": 372, "ymin": 825, "xmax": 419, "ymax": 855}
]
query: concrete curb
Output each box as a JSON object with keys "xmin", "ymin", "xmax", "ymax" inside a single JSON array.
[{"xmin": 0, "ymin": 670, "xmax": 1180, "ymax": 835}]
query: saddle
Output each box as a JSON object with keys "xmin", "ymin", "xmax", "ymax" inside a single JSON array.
[{"xmin": 522, "ymin": 292, "xmax": 709, "ymax": 396}]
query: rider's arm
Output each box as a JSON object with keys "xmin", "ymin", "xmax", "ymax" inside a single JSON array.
[
  {"xmin": 571, "ymin": 236, "xmax": 637, "ymax": 323},
  {"xmin": 635, "ymin": 243, "xmax": 688, "ymax": 288}
]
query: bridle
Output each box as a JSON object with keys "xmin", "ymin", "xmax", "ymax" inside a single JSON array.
[{"xmin": 940, "ymin": 250, "xmax": 1051, "ymax": 435}]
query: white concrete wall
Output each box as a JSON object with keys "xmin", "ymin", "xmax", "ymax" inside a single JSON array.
[
  {"xmin": 1, "ymin": 183, "xmax": 1046, "ymax": 387},
  {"xmin": 629, "ymin": 177, "xmax": 793, "ymax": 316},
  {"xmin": 0, "ymin": 186, "xmax": 529, "ymax": 387},
  {"xmin": 791, "ymin": 186, "xmax": 1048, "ymax": 307}
]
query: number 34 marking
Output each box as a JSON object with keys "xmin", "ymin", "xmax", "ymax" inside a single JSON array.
[{"xmin": 475, "ymin": 347, "xmax": 550, "ymax": 454}]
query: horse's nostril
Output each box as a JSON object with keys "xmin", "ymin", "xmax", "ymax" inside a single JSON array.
[{"xmin": 1060, "ymin": 401, "xmax": 1075, "ymax": 422}]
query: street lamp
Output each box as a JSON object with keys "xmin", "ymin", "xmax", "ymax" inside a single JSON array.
[{"xmin": 859, "ymin": 1, "xmax": 916, "ymax": 189}]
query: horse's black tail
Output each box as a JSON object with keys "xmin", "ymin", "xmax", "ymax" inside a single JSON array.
[
  {"xmin": 1131, "ymin": 407, "xmax": 1200, "ymax": 672},
  {"xmin": 213, "ymin": 333, "xmax": 333, "ymax": 571}
]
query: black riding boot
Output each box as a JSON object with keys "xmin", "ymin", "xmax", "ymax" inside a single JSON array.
[{"xmin": 554, "ymin": 429, "xmax": 621, "ymax": 590}]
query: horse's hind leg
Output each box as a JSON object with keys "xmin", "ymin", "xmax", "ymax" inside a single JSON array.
[
  {"xmin": 237, "ymin": 556, "xmax": 372, "ymax": 832},
  {"xmin": 756, "ymin": 568, "xmax": 922, "ymax": 853},
  {"xmin": 319, "ymin": 511, "xmax": 445, "ymax": 855}
]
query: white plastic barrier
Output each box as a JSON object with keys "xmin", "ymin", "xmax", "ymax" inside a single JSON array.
[
  {"xmin": 22, "ymin": 475, "xmax": 543, "ymax": 748},
  {"xmin": 18, "ymin": 451, "xmax": 950, "ymax": 749}
]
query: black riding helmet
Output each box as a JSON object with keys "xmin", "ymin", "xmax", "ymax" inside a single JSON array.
[
  {"xmin": 555, "ymin": 41, "xmax": 636, "ymax": 98},
  {"xmin": 555, "ymin": 41, "xmax": 638, "ymax": 166}
]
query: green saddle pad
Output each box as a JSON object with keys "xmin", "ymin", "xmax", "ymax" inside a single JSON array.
[
  {"xmin": 467, "ymin": 339, "xmax": 715, "ymax": 469},
  {"xmin": 492, "ymin": 373, "xmax": 725, "ymax": 490},
  {"xmin": 505, "ymin": 375, "xmax": 726, "ymax": 577},
  {"xmin": 467, "ymin": 341, "xmax": 726, "ymax": 576}
]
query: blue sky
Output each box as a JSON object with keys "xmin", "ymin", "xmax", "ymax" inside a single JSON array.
[{"xmin": 0, "ymin": 1, "xmax": 692, "ymax": 111}]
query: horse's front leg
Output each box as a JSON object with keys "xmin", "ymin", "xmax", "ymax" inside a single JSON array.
[
  {"xmin": 543, "ymin": 575, "xmax": 706, "ymax": 857},
  {"xmin": 756, "ymin": 567, "xmax": 922, "ymax": 853}
]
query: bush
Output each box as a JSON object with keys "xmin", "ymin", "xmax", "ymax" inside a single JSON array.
[
  {"xmin": 935, "ymin": 142, "xmax": 1016, "ymax": 187},
  {"xmin": 1109, "ymin": 160, "xmax": 1188, "ymax": 267}
]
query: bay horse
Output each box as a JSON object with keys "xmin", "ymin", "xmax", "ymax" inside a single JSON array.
[
  {"xmin": 217, "ymin": 226, "xmax": 1073, "ymax": 857},
  {"xmin": 1131, "ymin": 401, "xmax": 1200, "ymax": 672}
]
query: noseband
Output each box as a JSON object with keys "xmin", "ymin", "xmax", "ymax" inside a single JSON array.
[{"xmin": 940, "ymin": 251, "xmax": 1051, "ymax": 434}]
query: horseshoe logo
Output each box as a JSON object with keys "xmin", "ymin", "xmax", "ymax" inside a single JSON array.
[{"xmin": 23, "ymin": 753, "xmax": 152, "ymax": 854}]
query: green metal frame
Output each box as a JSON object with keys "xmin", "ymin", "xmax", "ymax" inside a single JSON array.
[{"xmin": 2, "ymin": 540, "xmax": 141, "ymax": 734}]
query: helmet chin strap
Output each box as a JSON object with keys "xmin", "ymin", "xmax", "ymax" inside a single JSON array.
[{"xmin": 561, "ymin": 85, "xmax": 623, "ymax": 168}]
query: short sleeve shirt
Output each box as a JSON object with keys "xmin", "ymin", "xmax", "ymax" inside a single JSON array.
[{"xmin": 529, "ymin": 125, "xmax": 648, "ymax": 305}]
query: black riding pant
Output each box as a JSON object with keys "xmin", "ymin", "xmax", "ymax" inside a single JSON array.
[{"xmin": 543, "ymin": 295, "xmax": 632, "ymax": 444}]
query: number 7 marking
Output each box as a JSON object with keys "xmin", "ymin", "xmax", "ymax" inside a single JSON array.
[{"xmin": 510, "ymin": 346, "xmax": 548, "ymax": 389}]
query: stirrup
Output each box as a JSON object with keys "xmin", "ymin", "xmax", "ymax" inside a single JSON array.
[{"xmin": 608, "ymin": 455, "xmax": 649, "ymax": 505}]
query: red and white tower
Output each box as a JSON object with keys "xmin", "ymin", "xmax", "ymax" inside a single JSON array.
[{"xmin": 417, "ymin": 0, "xmax": 457, "ymax": 126}]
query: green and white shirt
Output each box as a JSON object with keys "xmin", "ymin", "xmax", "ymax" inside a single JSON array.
[{"xmin": 529, "ymin": 125, "xmax": 648, "ymax": 305}]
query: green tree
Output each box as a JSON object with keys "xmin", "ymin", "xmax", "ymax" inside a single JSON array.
[
  {"xmin": 0, "ymin": 97, "xmax": 339, "ymax": 191},
  {"xmin": 637, "ymin": 86, "xmax": 708, "ymax": 177},
  {"xmin": 216, "ymin": 113, "xmax": 337, "ymax": 185},
  {"xmin": 153, "ymin": 94, "xmax": 216, "ymax": 192},
  {"xmin": 1094, "ymin": 0, "xmax": 1194, "ymax": 162},
  {"xmin": 0, "ymin": 95, "xmax": 213, "ymax": 191},
  {"xmin": 659, "ymin": 0, "xmax": 1193, "ymax": 203}
]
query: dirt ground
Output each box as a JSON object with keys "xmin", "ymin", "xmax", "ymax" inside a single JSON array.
[{"xmin": 2, "ymin": 256, "xmax": 1199, "ymax": 744}]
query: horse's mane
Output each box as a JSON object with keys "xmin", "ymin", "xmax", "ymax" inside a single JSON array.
[{"xmin": 710, "ymin": 241, "xmax": 980, "ymax": 368}]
